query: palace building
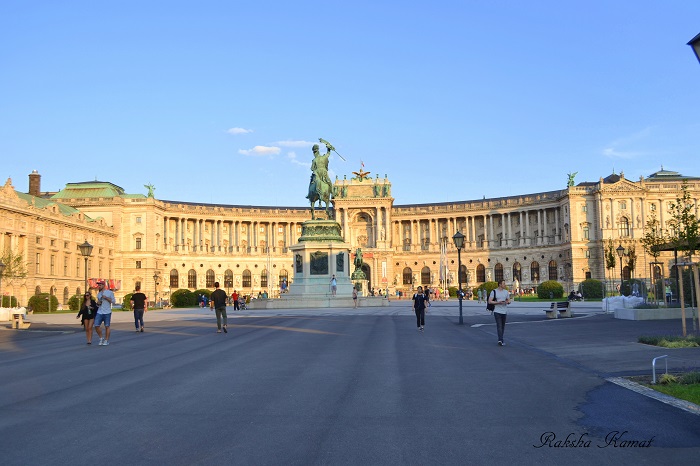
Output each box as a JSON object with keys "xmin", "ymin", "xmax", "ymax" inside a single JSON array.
[{"xmin": 1, "ymin": 168, "xmax": 698, "ymax": 305}]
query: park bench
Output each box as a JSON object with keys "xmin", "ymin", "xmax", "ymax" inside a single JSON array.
[
  {"xmin": 12, "ymin": 310, "xmax": 31, "ymax": 329},
  {"xmin": 544, "ymin": 301, "xmax": 573, "ymax": 319}
]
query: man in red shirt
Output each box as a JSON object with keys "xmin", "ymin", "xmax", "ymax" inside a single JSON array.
[{"xmin": 232, "ymin": 290, "xmax": 239, "ymax": 311}]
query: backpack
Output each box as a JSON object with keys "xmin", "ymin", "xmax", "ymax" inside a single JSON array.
[{"xmin": 486, "ymin": 290, "xmax": 496, "ymax": 312}]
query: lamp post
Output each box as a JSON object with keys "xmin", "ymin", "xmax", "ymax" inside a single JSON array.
[
  {"xmin": 688, "ymin": 32, "xmax": 700, "ymax": 65},
  {"xmin": 78, "ymin": 241, "xmax": 93, "ymax": 295},
  {"xmin": 153, "ymin": 271, "xmax": 160, "ymax": 307},
  {"xmin": 452, "ymin": 231, "xmax": 465, "ymax": 325},
  {"xmin": 616, "ymin": 244, "xmax": 625, "ymax": 296},
  {"xmin": 0, "ymin": 260, "xmax": 6, "ymax": 307}
]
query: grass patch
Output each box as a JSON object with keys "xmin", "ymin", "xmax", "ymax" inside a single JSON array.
[
  {"xmin": 645, "ymin": 383, "xmax": 700, "ymax": 405},
  {"xmin": 638, "ymin": 335, "xmax": 700, "ymax": 348}
]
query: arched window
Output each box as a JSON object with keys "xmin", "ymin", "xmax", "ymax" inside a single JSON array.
[
  {"xmin": 459, "ymin": 265, "xmax": 467, "ymax": 284},
  {"xmin": 512, "ymin": 262, "xmax": 522, "ymax": 282},
  {"xmin": 279, "ymin": 269, "xmax": 289, "ymax": 285},
  {"xmin": 170, "ymin": 269, "xmax": 179, "ymax": 288},
  {"xmin": 476, "ymin": 264, "xmax": 486, "ymax": 283},
  {"xmin": 261, "ymin": 270, "xmax": 268, "ymax": 288},
  {"xmin": 421, "ymin": 266, "xmax": 431, "ymax": 285},
  {"xmin": 403, "ymin": 267, "xmax": 413, "ymax": 285},
  {"xmin": 187, "ymin": 269, "xmax": 197, "ymax": 289},
  {"xmin": 242, "ymin": 270, "xmax": 252, "ymax": 288},
  {"xmin": 206, "ymin": 270, "xmax": 215, "ymax": 288},
  {"xmin": 548, "ymin": 261, "xmax": 557, "ymax": 280},
  {"xmin": 63, "ymin": 287, "xmax": 70, "ymax": 304},
  {"xmin": 35, "ymin": 286, "xmax": 41, "ymax": 295},
  {"xmin": 531, "ymin": 262, "xmax": 540, "ymax": 283},
  {"xmin": 495, "ymin": 263, "xmax": 504, "ymax": 283},
  {"xmin": 653, "ymin": 265, "xmax": 662, "ymax": 279},
  {"xmin": 76, "ymin": 287, "xmax": 81, "ymax": 297},
  {"xmin": 618, "ymin": 217, "xmax": 630, "ymax": 238},
  {"xmin": 224, "ymin": 270, "xmax": 233, "ymax": 288}
]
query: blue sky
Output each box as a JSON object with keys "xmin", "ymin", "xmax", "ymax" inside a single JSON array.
[{"xmin": 1, "ymin": 1, "xmax": 699, "ymax": 207}]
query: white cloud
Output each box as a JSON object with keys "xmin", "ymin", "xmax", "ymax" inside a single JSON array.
[
  {"xmin": 287, "ymin": 151, "xmax": 310, "ymax": 168},
  {"xmin": 601, "ymin": 127, "xmax": 652, "ymax": 159},
  {"xmin": 227, "ymin": 127, "xmax": 253, "ymax": 135},
  {"xmin": 238, "ymin": 146, "xmax": 281, "ymax": 156},
  {"xmin": 276, "ymin": 140, "xmax": 316, "ymax": 148}
]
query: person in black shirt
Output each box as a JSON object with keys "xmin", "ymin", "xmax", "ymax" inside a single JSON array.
[
  {"xmin": 412, "ymin": 286, "xmax": 427, "ymax": 332},
  {"xmin": 130, "ymin": 285, "xmax": 148, "ymax": 332},
  {"xmin": 210, "ymin": 282, "xmax": 229, "ymax": 333},
  {"xmin": 76, "ymin": 292, "xmax": 98, "ymax": 344}
]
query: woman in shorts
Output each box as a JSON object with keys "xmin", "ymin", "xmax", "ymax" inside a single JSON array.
[{"xmin": 76, "ymin": 292, "xmax": 98, "ymax": 345}]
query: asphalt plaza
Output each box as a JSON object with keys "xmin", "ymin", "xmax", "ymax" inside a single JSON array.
[{"xmin": 1, "ymin": 300, "xmax": 699, "ymax": 465}]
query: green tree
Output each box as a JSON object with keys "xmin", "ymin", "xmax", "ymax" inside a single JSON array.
[
  {"xmin": 1, "ymin": 247, "xmax": 28, "ymax": 306},
  {"xmin": 68, "ymin": 294, "xmax": 82, "ymax": 311},
  {"xmin": 605, "ymin": 238, "xmax": 617, "ymax": 271},
  {"xmin": 28, "ymin": 293, "xmax": 59, "ymax": 312},
  {"xmin": 640, "ymin": 212, "xmax": 667, "ymax": 260},
  {"xmin": 667, "ymin": 181, "xmax": 699, "ymax": 259}
]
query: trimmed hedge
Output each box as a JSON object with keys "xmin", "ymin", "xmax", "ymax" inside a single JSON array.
[
  {"xmin": 171, "ymin": 289, "xmax": 196, "ymax": 307},
  {"xmin": 537, "ymin": 280, "xmax": 564, "ymax": 299},
  {"xmin": 579, "ymin": 279, "xmax": 604, "ymax": 299},
  {"xmin": 28, "ymin": 293, "xmax": 60, "ymax": 312}
]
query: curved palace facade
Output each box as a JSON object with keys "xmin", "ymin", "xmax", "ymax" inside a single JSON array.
[{"xmin": 1, "ymin": 168, "xmax": 698, "ymax": 305}]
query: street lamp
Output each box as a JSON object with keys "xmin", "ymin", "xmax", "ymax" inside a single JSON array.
[
  {"xmin": 688, "ymin": 32, "xmax": 700, "ymax": 65},
  {"xmin": 0, "ymin": 260, "xmax": 6, "ymax": 307},
  {"xmin": 452, "ymin": 231, "xmax": 465, "ymax": 325},
  {"xmin": 78, "ymin": 240, "xmax": 93, "ymax": 295},
  {"xmin": 616, "ymin": 244, "xmax": 625, "ymax": 296},
  {"xmin": 153, "ymin": 271, "xmax": 160, "ymax": 307}
]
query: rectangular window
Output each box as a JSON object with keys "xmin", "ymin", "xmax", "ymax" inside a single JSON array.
[
  {"xmin": 650, "ymin": 204, "xmax": 656, "ymax": 211},
  {"xmin": 136, "ymin": 238, "xmax": 142, "ymax": 250},
  {"xmin": 136, "ymin": 216, "xmax": 142, "ymax": 224},
  {"xmin": 50, "ymin": 239, "xmax": 56, "ymax": 247},
  {"xmin": 64, "ymin": 257, "xmax": 69, "ymax": 276},
  {"xmin": 585, "ymin": 250, "xmax": 591, "ymax": 258},
  {"xmin": 581, "ymin": 204, "xmax": 587, "ymax": 212},
  {"xmin": 77, "ymin": 258, "xmax": 81, "ymax": 277},
  {"xmin": 583, "ymin": 227, "xmax": 589, "ymax": 240},
  {"xmin": 50, "ymin": 255, "xmax": 55, "ymax": 275},
  {"xmin": 64, "ymin": 241, "xmax": 69, "ymax": 249},
  {"xmin": 619, "ymin": 201, "xmax": 627, "ymax": 210},
  {"xmin": 36, "ymin": 237, "xmax": 42, "ymax": 245},
  {"xmin": 136, "ymin": 261, "xmax": 142, "ymax": 269},
  {"xmin": 36, "ymin": 253, "xmax": 41, "ymax": 273}
]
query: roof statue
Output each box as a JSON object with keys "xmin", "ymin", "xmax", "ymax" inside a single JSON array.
[
  {"xmin": 144, "ymin": 183, "xmax": 156, "ymax": 198},
  {"xmin": 567, "ymin": 172, "xmax": 578, "ymax": 187}
]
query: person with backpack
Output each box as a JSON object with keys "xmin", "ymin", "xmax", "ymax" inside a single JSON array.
[
  {"xmin": 412, "ymin": 286, "xmax": 427, "ymax": 332},
  {"xmin": 488, "ymin": 280, "xmax": 511, "ymax": 346}
]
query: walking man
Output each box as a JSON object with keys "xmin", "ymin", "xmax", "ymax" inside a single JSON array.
[
  {"xmin": 94, "ymin": 280, "xmax": 115, "ymax": 346},
  {"xmin": 210, "ymin": 282, "xmax": 228, "ymax": 333},
  {"xmin": 412, "ymin": 286, "xmax": 427, "ymax": 332},
  {"xmin": 130, "ymin": 285, "xmax": 147, "ymax": 332},
  {"xmin": 489, "ymin": 280, "xmax": 511, "ymax": 346}
]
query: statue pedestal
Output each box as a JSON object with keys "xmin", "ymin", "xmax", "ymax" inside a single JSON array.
[{"xmin": 249, "ymin": 219, "xmax": 388, "ymax": 309}]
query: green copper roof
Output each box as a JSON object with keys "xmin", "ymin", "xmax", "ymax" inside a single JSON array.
[
  {"xmin": 15, "ymin": 192, "xmax": 89, "ymax": 218},
  {"xmin": 51, "ymin": 181, "xmax": 127, "ymax": 199}
]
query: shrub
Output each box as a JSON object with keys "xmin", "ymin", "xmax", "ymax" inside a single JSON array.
[
  {"xmin": 1, "ymin": 295, "xmax": 19, "ymax": 307},
  {"xmin": 579, "ymin": 279, "xmax": 604, "ymax": 299},
  {"xmin": 537, "ymin": 280, "xmax": 564, "ymax": 299},
  {"xmin": 680, "ymin": 372, "xmax": 700, "ymax": 385},
  {"xmin": 638, "ymin": 335, "xmax": 700, "ymax": 348},
  {"xmin": 68, "ymin": 294, "xmax": 82, "ymax": 311},
  {"xmin": 659, "ymin": 373, "xmax": 678, "ymax": 384},
  {"xmin": 477, "ymin": 281, "xmax": 498, "ymax": 298},
  {"xmin": 28, "ymin": 293, "xmax": 60, "ymax": 312},
  {"xmin": 194, "ymin": 289, "xmax": 212, "ymax": 300},
  {"xmin": 448, "ymin": 286, "xmax": 458, "ymax": 297},
  {"xmin": 171, "ymin": 289, "xmax": 196, "ymax": 307},
  {"xmin": 634, "ymin": 303, "xmax": 659, "ymax": 309},
  {"xmin": 122, "ymin": 293, "xmax": 133, "ymax": 311}
]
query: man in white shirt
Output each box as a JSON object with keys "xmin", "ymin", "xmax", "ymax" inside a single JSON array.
[
  {"xmin": 489, "ymin": 280, "xmax": 511, "ymax": 346},
  {"xmin": 94, "ymin": 280, "xmax": 115, "ymax": 346}
]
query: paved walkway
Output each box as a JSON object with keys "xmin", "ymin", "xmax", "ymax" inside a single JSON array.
[{"xmin": 2, "ymin": 299, "xmax": 699, "ymax": 465}]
